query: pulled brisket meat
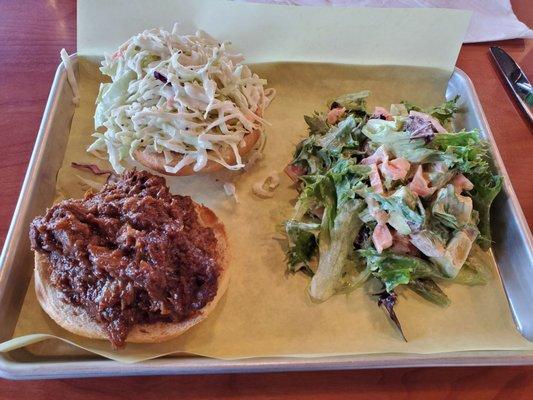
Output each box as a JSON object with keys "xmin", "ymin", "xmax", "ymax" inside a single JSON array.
[{"xmin": 30, "ymin": 170, "xmax": 220, "ymax": 348}]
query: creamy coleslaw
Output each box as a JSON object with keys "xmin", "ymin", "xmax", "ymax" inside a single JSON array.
[{"xmin": 88, "ymin": 25, "xmax": 275, "ymax": 174}]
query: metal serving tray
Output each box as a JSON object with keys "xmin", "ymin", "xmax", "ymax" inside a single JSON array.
[{"xmin": 0, "ymin": 55, "xmax": 532, "ymax": 379}]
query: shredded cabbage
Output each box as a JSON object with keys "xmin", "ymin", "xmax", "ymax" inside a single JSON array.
[{"xmin": 89, "ymin": 25, "xmax": 274, "ymax": 174}]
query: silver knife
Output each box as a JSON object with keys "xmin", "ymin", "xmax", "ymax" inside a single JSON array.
[{"xmin": 490, "ymin": 46, "xmax": 533, "ymax": 124}]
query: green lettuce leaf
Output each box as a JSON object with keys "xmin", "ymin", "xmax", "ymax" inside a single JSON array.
[
  {"xmin": 409, "ymin": 229, "xmax": 447, "ymax": 258},
  {"xmin": 453, "ymin": 261, "xmax": 489, "ymax": 286},
  {"xmin": 328, "ymin": 158, "xmax": 370, "ymax": 206},
  {"xmin": 291, "ymin": 135, "xmax": 329, "ymax": 174},
  {"xmin": 401, "ymin": 95, "xmax": 460, "ymax": 125},
  {"xmin": 432, "ymin": 130, "xmax": 480, "ymax": 148},
  {"xmin": 431, "ymin": 184, "xmax": 473, "ymax": 230},
  {"xmin": 452, "ymin": 246, "xmax": 490, "ymax": 285},
  {"xmin": 430, "ymin": 225, "xmax": 479, "ymax": 278},
  {"xmin": 338, "ymin": 263, "xmax": 373, "ymax": 294},
  {"xmin": 408, "ymin": 279, "xmax": 450, "ymax": 306},
  {"xmin": 469, "ymin": 174, "xmax": 503, "ymax": 250},
  {"xmin": 304, "ymin": 112, "xmax": 329, "ymax": 137},
  {"xmin": 293, "ymin": 114, "xmax": 365, "ymax": 174},
  {"xmin": 400, "ymin": 100, "xmax": 422, "ymax": 113},
  {"xmin": 427, "ymin": 95, "xmax": 460, "ymax": 124},
  {"xmin": 359, "ymin": 249, "xmax": 443, "ymax": 292},
  {"xmin": 329, "ymin": 90, "xmax": 370, "ymax": 113},
  {"xmin": 293, "ymin": 174, "xmax": 336, "ymax": 222},
  {"xmin": 285, "ymin": 220, "xmax": 319, "ymax": 275},
  {"xmin": 309, "ymin": 199, "xmax": 365, "ymax": 301},
  {"xmin": 432, "ymin": 130, "xmax": 502, "ymax": 249},
  {"xmin": 318, "ymin": 114, "xmax": 363, "ymax": 156},
  {"xmin": 427, "ymin": 162, "xmax": 455, "ymax": 190},
  {"xmin": 391, "ymin": 139, "xmax": 439, "ymax": 164},
  {"xmin": 432, "ymin": 131, "xmax": 492, "ymax": 177},
  {"xmin": 369, "ymin": 186, "xmax": 425, "ymax": 233},
  {"xmin": 362, "ymin": 119, "xmax": 436, "ymax": 163}
]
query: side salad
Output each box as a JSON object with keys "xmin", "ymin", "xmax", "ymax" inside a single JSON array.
[{"xmin": 284, "ymin": 91, "xmax": 502, "ymax": 338}]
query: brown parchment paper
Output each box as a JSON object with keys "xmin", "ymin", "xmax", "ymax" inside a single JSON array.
[{"xmin": 1, "ymin": 59, "xmax": 532, "ymax": 363}]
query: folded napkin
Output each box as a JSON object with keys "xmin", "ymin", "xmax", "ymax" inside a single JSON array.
[{"xmin": 246, "ymin": 0, "xmax": 533, "ymax": 43}]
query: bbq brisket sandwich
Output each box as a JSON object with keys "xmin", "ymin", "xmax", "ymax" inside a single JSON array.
[{"xmin": 29, "ymin": 170, "xmax": 228, "ymax": 348}]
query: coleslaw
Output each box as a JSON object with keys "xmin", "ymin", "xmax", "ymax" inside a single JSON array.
[{"xmin": 88, "ymin": 25, "xmax": 275, "ymax": 174}]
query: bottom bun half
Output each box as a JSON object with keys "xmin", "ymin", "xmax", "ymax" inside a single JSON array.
[{"xmin": 134, "ymin": 129, "xmax": 260, "ymax": 176}]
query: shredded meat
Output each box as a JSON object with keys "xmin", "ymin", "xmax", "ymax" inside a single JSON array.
[{"xmin": 29, "ymin": 170, "xmax": 220, "ymax": 348}]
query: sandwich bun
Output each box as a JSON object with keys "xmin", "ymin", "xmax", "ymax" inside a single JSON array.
[{"xmin": 134, "ymin": 129, "xmax": 260, "ymax": 176}]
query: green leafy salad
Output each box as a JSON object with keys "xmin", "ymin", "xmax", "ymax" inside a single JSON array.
[{"xmin": 284, "ymin": 91, "xmax": 503, "ymax": 338}]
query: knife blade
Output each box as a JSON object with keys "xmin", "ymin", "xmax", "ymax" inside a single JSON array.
[{"xmin": 490, "ymin": 46, "xmax": 533, "ymax": 124}]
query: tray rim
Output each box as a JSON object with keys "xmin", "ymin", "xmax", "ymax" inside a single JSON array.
[{"xmin": 0, "ymin": 56, "xmax": 532, "ymax": 379}]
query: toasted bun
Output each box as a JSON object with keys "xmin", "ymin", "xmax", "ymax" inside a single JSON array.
[
  {"xmin": 134, "ymin": 129, "xmax": 260, "ymax": 176},
  {"xmin": 34, "ymin": 202, "xmax": 229, "ymax": 344}
]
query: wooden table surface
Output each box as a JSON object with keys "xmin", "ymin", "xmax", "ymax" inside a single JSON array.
[{"xmin": 0, "ymin": 0, "xmax": 531, "ymax": 397}]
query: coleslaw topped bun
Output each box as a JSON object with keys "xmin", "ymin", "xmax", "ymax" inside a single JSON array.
[{"xmin": 89, "ymin": 25, "xmax": 275, "ymax": 175}]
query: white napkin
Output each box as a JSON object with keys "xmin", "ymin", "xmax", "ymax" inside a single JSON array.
[{"xmin": 246, "ymin": 0, "xmax": 533, "ymax": 43}]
